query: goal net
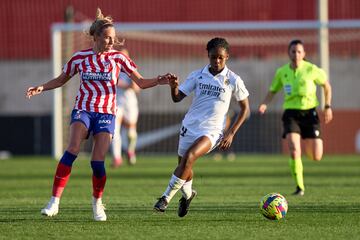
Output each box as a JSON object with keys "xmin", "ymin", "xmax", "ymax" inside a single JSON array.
[{"xmin": 52, "ymin": 21, "xmax": 360, "ymax": 158}]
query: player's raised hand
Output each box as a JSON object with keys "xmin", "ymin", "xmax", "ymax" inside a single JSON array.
[
  {"xmin": 157, "ymin": 74, "xmax": 171, "ymax": 85},
  {"xmin": 26, "ymin": 86, "xmax": 44, "ymax": 99},
  {"xmin": 168, "ymin": 74, "xmax": 179, "ymax": 89}
]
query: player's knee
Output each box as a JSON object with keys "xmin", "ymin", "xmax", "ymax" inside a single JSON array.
[
  {"xmin": 289, "ymin": 150, "xmax": 300, "ymax": 159},
  {"xmin": 182, "ymin": 152, "xmax": 196, "ymax": 168},
  {"xmin": 92, "ymin": 151, "xmax": 107, "ymax": 160},
  {"xmin": 128, "ymin": 128, "xmax": 137, "ymax": 138},
  {"xmin": 308, "ymin": 150, "xmax": 322, "ymax": 161},
  {"xmin": 288, "ymin": 144, "xmax": 299, "ymax": 155},
  {"xmin": 66, "ymin": 145, "xmax": 80, "ymax": 155},
  {"xmin": 186, "ymin": 151, "xmax": 198, "ymax": 161},
  {"xmin": 312, "ymin": 155, "xmax": 322, "ymax": 162}
]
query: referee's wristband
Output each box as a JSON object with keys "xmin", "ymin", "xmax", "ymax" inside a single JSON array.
[{"xmin": 324, "ymin": 104, "xmax": 331, "ymax": 109}]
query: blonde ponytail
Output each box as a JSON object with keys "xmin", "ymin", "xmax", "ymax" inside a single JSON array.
[{"xmin": 89, "ymin": 8, "xmax": 114, "ymax": 37}]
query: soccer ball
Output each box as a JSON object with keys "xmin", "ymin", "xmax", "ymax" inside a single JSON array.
[{"xmin": 259, "ymin": 193, "xmax": 288, "ymax": 220}]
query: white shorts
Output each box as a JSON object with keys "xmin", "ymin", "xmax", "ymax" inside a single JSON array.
[
  {"xmin": 177, "ymin": 126, "xmax": 223, "ymax": 157},
  {"xmin": 116, "ymin": 90, "xmax": 139, "ymax": 124}
]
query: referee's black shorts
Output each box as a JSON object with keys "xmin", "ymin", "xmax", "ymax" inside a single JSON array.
[{"xmin": 281, "ymin": 108, "xmax": 321, "ymax": 139}]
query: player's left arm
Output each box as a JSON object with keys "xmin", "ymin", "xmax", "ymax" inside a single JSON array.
[
  {"xmin": 322, "ymin": 80, "xmax": 333, "ymax": 124},
  {"xmin": 218, "ymin": 97, "xmax": 250, "ymax": 150}
]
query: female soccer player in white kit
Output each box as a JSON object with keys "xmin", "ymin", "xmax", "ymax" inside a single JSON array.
[
  {"xmin": 112, "ymin": 48, "xmax": 140, "ymax": 167},
  {"xmin": 154, "ymin": 37, "xmax": 250, "ymax": 217}
]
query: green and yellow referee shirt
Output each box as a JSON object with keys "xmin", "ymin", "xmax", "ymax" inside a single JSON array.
[{"xmin": 270, "ymin": 60, "xmax": 327, "ymax": 110}]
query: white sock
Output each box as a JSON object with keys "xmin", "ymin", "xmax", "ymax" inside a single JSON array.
[
  {"xmin": 162, "ymin": 174, "xmax": 186, "ymax": 203},
  {"xmin": 127, "ymin": 128, "xmax": 137, "ymax": 153},
  {"xmin": 50, "ymin": 196, "xmax": 60, "ymax": 204},
  {"xmin": 180, "ymin": 180, "xmax": 193, "ymax": 199},
  {"xmin": 92, "ymin": 197, "xmax": 102, "ymax": 205}
]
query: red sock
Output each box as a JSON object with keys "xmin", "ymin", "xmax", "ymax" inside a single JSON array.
[
  {"xmin": 92, "ymin": 175, "xmax": 106, "ymax": 198},
  {"xmin": 52, "ymin": 163, "xmax": 72, "ymax": 197}
]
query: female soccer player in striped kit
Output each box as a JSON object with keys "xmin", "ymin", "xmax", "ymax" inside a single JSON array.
[
  {"xmin": 26, "ymin": 8, "xmax": 169, "ymax": 221},
  {"xmin": 154, "ymin": 38, "xmax": 250, "ymax": 217}
]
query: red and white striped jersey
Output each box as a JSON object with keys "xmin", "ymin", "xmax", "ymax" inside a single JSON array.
[{"xmin": 63, "ymin": 48, "xmax": 137, "ymax": 115}]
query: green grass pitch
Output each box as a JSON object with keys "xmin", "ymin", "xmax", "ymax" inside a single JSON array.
[{"xmin": 0, "ymin": 154, "xmax": 359, "ymax": 239}]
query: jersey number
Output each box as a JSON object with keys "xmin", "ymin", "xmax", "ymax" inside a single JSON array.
[{"xmin": 180, "ymin": 126, "xmax": 187, "ymax": 137}]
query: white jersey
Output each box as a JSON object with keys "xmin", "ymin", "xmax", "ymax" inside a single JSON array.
[{"xmin": 179, "ymin": 65, "xmax": 249, "ymax": 134}]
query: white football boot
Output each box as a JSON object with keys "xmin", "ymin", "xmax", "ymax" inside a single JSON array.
[
  {"xmin": 92, "ymin": 197, "xmax": 107, "ymax": 221},
  {"xmin": 41, "ymin": 196, "xmax": 60, "ymax": 217}
]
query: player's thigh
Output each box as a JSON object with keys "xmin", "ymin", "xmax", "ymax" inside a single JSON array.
[
  {"xmin": 178, "ymin": 136, "xmax": 212, "ymax": 171},
  {"xmin": 304, "ymin": 138, "xmax": 323, "ymax": 161},
  {"xmin": 67, "ymin": 121, "xmax": 88, "ymax": 154},
  {"xmin": 91, "ymin": 112, "xmax": 115, "ymax": 160},
  {"xmin": 285, "ymin": 133, "xmax": 302, "ymax": 154},
  {"xmin": 121, "ymin": 118, "xmax": 136, "ymax": 129},
  {"xmin": 115, "ymin": 110, "xmax": 124, "ymax": 125},
  {"xmin": 123, "ymin": 107, "xmax": 138, "ymax": 127},
  {"xmin": 186, "ymin": 136, "xmax": 212, "ymax": 158},
  {"xmin": 92, "ymin": 132, "xmax": 112, "ymax": 160}
]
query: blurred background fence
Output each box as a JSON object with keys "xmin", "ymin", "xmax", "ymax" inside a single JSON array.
[{"xmin": 1, "ymin": 0, "xmax": 359, "ymax": 156}]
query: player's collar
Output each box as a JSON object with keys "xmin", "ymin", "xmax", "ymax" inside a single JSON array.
[
  {"xmin": 202, "ymin": 64, "xmax": 229, "ymax": 77},
  {"xmin": 289, "ymin": 60, "xmax": 305, "ymax": 70}
]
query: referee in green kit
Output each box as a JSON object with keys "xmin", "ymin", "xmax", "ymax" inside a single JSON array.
[{"xmin": 258, "ymin": 39, "xmax": 333, "ymax": 196}]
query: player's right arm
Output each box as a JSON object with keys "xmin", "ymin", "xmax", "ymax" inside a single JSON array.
[
  {"xmin": 26, "ymin": 72, "xmax": 71, "ymax": 99},
  {"xmin": 258, "ymin": 91, "xmax": 276, "ymax": 114},
  {"xmin": 169, "ymin": 74, "xmax": 186, "ymax": 102},
  {"xmin": 258, "ymin": 68, "xmax": 282, "ymax": 114}
]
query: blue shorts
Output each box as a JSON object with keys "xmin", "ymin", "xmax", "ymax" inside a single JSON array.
[{"xmin": 70, "ymin": 109, "xmax": 115, "ymax": 138}]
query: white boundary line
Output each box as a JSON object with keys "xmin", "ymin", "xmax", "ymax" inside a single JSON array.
[{"xmin": 52, "ymin": 20, "xmax": 360, "ymax": 32}]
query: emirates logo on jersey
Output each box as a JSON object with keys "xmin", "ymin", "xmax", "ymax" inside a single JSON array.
[
  {"xmin": 199, "ymin": 83, "xmax": 225, "ymax": 98},
  {"xmin": 82, "ymin": 72, "xmax": 112, "ymax": 81}
]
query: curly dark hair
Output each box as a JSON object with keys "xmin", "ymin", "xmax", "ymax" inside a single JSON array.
[{"xmin": 206, "ymin": 37, "xmax": 230, "ymax": 53}]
